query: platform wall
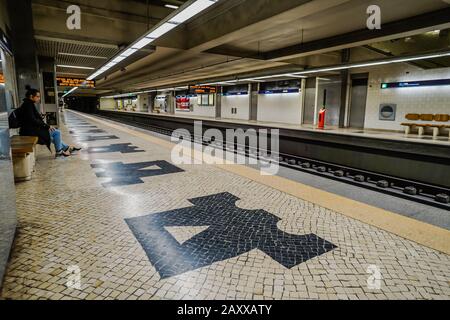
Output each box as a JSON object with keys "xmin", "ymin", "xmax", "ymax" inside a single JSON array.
[
  {"xmin": 364, "ymin": 66, "xmax": 450, "ymax": 131},
  {"xmin": 0, "ymin": 0, "xmax": 17, "ymax": 289},
  {"xmin": 100, "ymin": 98, "xmax": 116, "ymax": 110},
  {"xmin": 221, "ymin": 94, "xmax": 250, "ymax": 120},
  {"xmin": 174, "ymin": 96, "xmax": 215, "ymax": 118},
  {"xmin": 257, "ymin": 92, "xmax": 303, "ymax": 125}
]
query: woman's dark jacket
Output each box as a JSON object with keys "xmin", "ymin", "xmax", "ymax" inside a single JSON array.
[{"xmin": 19, "ymin": 98, "xmax": 51, "ymax": 149}]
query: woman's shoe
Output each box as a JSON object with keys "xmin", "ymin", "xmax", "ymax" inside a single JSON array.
[{"xmin": 56, "ymin": 149, "xmax": 71, "ymax": 158}]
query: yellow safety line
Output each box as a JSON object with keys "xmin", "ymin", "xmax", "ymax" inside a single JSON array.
[{"xmin": 69, "ymin": 110, "xmax": 450, "ymax": 256}]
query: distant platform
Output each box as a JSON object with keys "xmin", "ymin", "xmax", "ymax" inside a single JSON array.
[
  {"xmin": 93, "ymin": 109, "xmax": 450, "ymax": 189},
  {"xmin": 103, "ymin": 110, "xmax": 450, "ymax": 147}
]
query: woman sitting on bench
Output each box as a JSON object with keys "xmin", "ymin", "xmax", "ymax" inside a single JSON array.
[{"xmin": 19, "ymin": 85, "xmax": 81, "ymax": 157}]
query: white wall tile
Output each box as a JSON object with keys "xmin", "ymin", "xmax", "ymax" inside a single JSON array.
[{"xmin": 364, "ymin": 66, "xmax": 450, "ymax": 130}]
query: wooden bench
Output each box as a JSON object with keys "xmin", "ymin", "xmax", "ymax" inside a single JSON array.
[
  {"xmin": 11, "ymin": 136, "xmax": 38, "ymax": 182},
  {"xmin": 402, "ymin": 114, "xmax": 450, "ymax": 138}
]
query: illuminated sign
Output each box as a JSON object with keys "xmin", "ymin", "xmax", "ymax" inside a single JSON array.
[
  {"xmin": 258, "ymin": 89, "xmax": 300, "ymax": 94},
  {"xmin": 190, "ymin": 85, "xmax": 217, "ymax": 94},
  {"xmin": 57, "ymin": 77, "xmax": 95, "ymax": 88},
  {"xmin": 381, "ymin": 79, "xmax": 450, "ymax": 89},
  {"xmin": 222, "ymin": 91, "xmax": 248, "ymax": 96},
  {"xmin": 0, "ymin": 74, "xmax": 4, "ymax": 84}
]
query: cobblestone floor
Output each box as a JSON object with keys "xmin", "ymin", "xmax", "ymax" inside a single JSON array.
[{"xmin": 1, "ymin": 111, "xmax": 449, "ymax": 300}]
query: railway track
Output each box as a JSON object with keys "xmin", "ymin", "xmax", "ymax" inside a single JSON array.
[{"xmin": 93, "ymin": 111, "xmax": 450, "ymax": 211}]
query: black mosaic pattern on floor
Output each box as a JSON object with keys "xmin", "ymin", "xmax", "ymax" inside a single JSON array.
[
  {"xmin": 75, "ymin": 135, "xmax": 120, "ymax": 142},
  {"xmin": 66, "ymin": 122, "xmax": 90, "ymax": 125},
  {"xmin": 70, "ymin": 129, "xmax": 107, "ymax": 134},
  {"xmin": 91, "ymin": 161, "xmax": 185, "ymax": 187},
  {"xmin": 84, "ymin": 143, "xmax": 145, "ymax": 154},
  {"xmin": 68, "ymin": 126, "xmax": 98, "ymax": 129},
  {"xmin": 126, "ymin": 192, "xmax": 337, "ymax": 279}
]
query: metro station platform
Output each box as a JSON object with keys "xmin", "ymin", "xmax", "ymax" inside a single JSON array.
[
  {"xmin": 1, "ymin": 110, "xmax": 449, "ymax": 300},
  {"xmin": 107, "ymin": 110, "xmax": 450, "ymax": 147}
]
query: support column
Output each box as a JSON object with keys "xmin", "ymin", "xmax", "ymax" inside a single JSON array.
[
  {"xmin": 313, "ymin": 77, "xmax": 320, "ymax": 126},
  {"xmin": 167, "ymin": 92, "xmax": 175, "ymax": 115},
  {"xmin": 149, "ymin": 92, "xmax": 157, "ymax": 113},
  {"xmin": 339, "ymin": 49, "xmax": 351, "ymax": 128},
  {"xmin": 215, "ymin": 87, "xmax": 222, "ymax": 119},
  {"xmin": 38, "ymin": 57, "xmax": 59, "ymax": 126},
  {"xmin": 249, "ymin": 83, "xmax": 258, "ymax": 122},
  {"xmin": 7, "ymin": 0, "xmax": 40, "ymax": 102},
  {"xmin": 300, "ymin": 78, "xmax": 306, "ymax": 125}
]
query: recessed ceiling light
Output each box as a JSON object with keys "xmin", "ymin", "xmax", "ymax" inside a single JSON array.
[
  {"xmin": 169, "ymin": 0, "xmax": 217, "ymax": 24},
  {"xmin": 58, "ymin": 53, "xmax": 108, "ymax": 59},
  {"xmin": 165, "ymin": 4, "xmax": 179, "ymax": 9},
  {"xmin": 146, "ymin": 22, "xmax": 178, "ymax": 39},
  {"xmin": 86, "ymin": 0, "xmax": 220, "ymax": 80},
  {"xmin": 57, "ymin": 65, "xmax": 95, "ymax": 70}
]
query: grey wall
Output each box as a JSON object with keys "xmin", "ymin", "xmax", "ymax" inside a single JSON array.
[
  {"xmin": 0, "ymin": 0, "xmax": 17, "ymax": 289},
  {"xmin": 0, "ymin": 85, "xmax": 6, "ymax": 112},
  {"xmin": 303, "ymin": 78, "xmax": 316, "ymax": 125},
  {"xmin": 0, "ymin": 113, "xmax": 16, "ymax": 288},
  {"xmin": 317, "ymin": 76, "xmax": 342, "ymax": 126}
]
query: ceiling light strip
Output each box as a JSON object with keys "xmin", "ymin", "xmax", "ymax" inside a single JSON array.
[
  {"xmin": 57, "ymin": 64, "xmax": 95, "ymax": 70},
  {"xmin": 292, "ymin": 51, "xmax": 450, "ymax": 75},
  {"xmin": 87, "ymin": 0, "xmax": 219, "ymax": 81},
  {"xmin": 62, "ymin": 86, "xmax": 78, "ymax": 98}
]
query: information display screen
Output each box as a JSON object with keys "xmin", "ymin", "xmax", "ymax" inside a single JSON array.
[
  {"xmin": 189, "ymin": 85, "xmax": 217, "ymax": 94},
  {"xmin": 0, "ymin": 74, "xmax": 4, "ymax": 84},
  {"xmin": 57, "ymin": 77, "xmax": 95, "ymax": 88},
  {"xmin": 259, "ymin": 79, "xmax": 301, "ymax": 94}
]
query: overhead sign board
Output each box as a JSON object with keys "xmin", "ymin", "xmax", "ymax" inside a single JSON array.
[
  {"xmin": 381, "ymin": 79, "xmax": 450, "ymax": 89},
  {"xmin": 57, "ymin": 77, "xmax": 95, "ymax": 88},
  {"xmin": 190, "ymin": 85, "xmax": 217, "ymax": 94}
]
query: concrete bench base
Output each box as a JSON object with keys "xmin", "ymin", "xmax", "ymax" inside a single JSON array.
[
  {"xmin": 402, "ymin": 124, "xmax": 450, "ymax": 139},
  {"xmin": 11, "ymin": 136, "xmax": 39, "ymax": 182},
  {"xmin": 12, "ymin": 152, "xmax": 35, "ymax": 182}
]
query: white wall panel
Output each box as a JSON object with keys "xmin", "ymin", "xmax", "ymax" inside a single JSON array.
[
  {"xmin": 221, "ymin": 95, "xmax": 250, "ymax": 120},
  {"xmin": 175, "ymin": 96, "xmax": 216, "ymax": 118},
  {"xmin": 257, "ymin": 93, "xmax": 302, "ymax": 125},
  {"xmin": 364, "ymin": 66, "xmax": 450, "ymax": 130},
  {"xmin": 100, "ymin": 98, "xmax": 116, "ymax": 110}
]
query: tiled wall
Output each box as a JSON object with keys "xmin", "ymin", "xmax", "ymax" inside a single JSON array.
[
  {"xmin": 257, "ymin": 92, "xmax": 303, "ymax": 125},
  {"xmin": 221, "ymin": 95, "xmax": 250, "ymax": 121},
  {"xmin": 175, "ymin": 96, "xmax": 216, "ymax": 118},
  {"xmin": 137, "ymin": 94, "xmax": 149, "ymax": 112},
  {"xmin": 99, "ymin": 98, "xmax": 116, "ymax": 110},
  {"xmin": 364, "ymin": 65, "xmax": 450, "ymax": 130}
]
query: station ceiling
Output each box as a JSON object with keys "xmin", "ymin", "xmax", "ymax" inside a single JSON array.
[{"xmin": 31, "ymin": 0, "xmax": 450, "ymax": 95}]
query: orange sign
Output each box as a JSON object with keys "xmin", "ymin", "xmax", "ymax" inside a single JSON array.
[
  {"xmin": 0, "ymin": 74, "xmax": 4, "ymax": 84},
  {"xmin": 190, "ymin": 85, "xmax": 217, "ymax": 94},
  {"xmin": 57, "ymin": 77, "xmax": 95, "ymax": 88}
]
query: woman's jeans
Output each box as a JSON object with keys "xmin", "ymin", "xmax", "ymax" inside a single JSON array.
[{"xmin": 50, "ymin": 129, "xmax": 69, "ymax": 152}]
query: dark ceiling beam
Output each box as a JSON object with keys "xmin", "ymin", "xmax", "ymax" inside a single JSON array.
[
  {"xmin": 32, "ymin": 0, "xmax": 169, "ymax": 24},
  {"xmin": 264, "ymin": 7, "xmax": 450, "ymax": 61},
  {"xmin": 154, "ymin": 0, "xmax": 330, "ymax": 51},
  {"xmin": 362, "ymin": 45, "xmax": 429, "ymax": 69},
  {"xmin": 34, "ymin": 31, "xmax": 123, "ymax": 47},
  {"xmin": 204, "ymin": 47, "xmax": 264, "ymax": 60}
]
